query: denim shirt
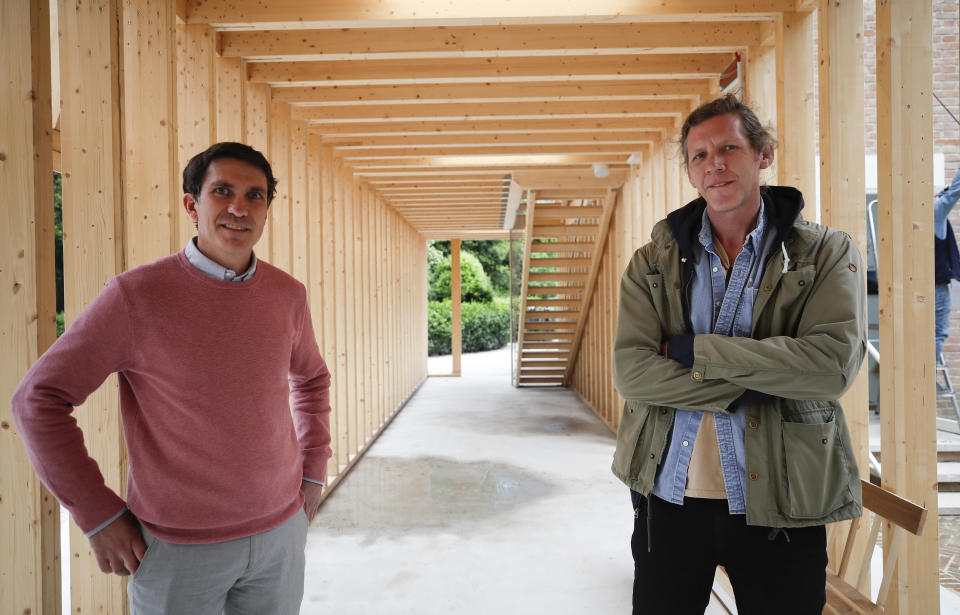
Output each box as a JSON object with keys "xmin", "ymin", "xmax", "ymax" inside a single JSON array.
[
  {"xmin": 935, "ymin": 166, "xmax": 960, "ymax": 239},
  {"xmin": 651, "ymin": 200, "xmax": 773, "ymax": 514}
]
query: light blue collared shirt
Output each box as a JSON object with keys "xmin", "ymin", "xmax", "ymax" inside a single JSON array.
[
  {"xmin": 184, "ymin": 237, "xmax": 258, "ymax": 282},
  {"xmin": 652, "ymin": 199, "xmax": 774, "ymax": 514}
]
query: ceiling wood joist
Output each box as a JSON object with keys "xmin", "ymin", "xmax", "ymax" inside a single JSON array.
[{"xmin": 179, "ymin": 1, "xmax": 810, "ymax": 234}]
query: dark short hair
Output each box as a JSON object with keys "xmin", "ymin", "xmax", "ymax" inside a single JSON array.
[
  {"xmin": 679, "ymin": 94, "xmax": 777, "ymax": 167},
  {"xmin": 182, "ymin": 142, "xmax": 277, "ymax": 204}
]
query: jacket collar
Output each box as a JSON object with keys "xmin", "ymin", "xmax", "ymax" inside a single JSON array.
[{"xmin": 665, "ymin": 185, "xmax": 805, "ymax": 260}]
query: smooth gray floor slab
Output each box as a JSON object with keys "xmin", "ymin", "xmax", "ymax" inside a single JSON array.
[{"xmin": 301, "ymin": 347, "xmax": 731, "ymax": 614}]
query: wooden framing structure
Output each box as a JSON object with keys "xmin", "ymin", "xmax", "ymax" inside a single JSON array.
[{"xmin": 0, "ymin": 1, "xmax": 944, "ymax": 613}]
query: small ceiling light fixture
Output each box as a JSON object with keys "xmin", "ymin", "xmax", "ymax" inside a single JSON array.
[
  {"xmin": 626, "ymin": 153, "xmax": 643, "ymax": 165},
  {"xmin": 592, "ymin": 163, "xmax": 610, "ymax": 178}
]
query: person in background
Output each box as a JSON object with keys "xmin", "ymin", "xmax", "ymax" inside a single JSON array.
[{"xmin": 935, "ymin": 165, "xmax": 960, "ymax": 366}]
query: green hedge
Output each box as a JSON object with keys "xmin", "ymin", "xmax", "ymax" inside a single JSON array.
[{"xmin": 428, "ymin": 297, "xmax": 511, "ymax": 356}]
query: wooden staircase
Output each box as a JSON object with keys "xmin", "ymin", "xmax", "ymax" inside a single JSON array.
[{"xmin": 514, "ymin": 186, "xmax": 620, "ymax": 387}]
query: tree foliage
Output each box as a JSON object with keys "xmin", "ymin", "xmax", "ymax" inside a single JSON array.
[{"xmin": 428, "ymin": 250, "xmax": 494, "ymax": 303}]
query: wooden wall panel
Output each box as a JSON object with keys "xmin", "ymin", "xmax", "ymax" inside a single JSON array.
[
  {"xmin": 1, "ymin": 0, "xmax": 59, "ymax": 611},
  {"xmin": 304, "ymin": 142, "xmax": 427, "ymax": 497}
]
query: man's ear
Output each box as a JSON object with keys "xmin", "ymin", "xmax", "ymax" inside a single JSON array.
[
  {"xmin": 758, "ymin": 146, "xmax": 774, "ymax": 170},
  {"xmin": 183, "ymin": 193, "xmax": 199, "ymax": 222}
]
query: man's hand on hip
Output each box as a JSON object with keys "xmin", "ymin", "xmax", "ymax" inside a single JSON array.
[
  {"xmin": 88, "ymin": 510, "xmax": 146, "ymax": 576},
  {"xmin": 302, "ymin": 480, "xmax": 324, "ymax": 522}
]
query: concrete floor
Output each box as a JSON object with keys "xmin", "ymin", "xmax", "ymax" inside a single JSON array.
[{"xmin": 301, "ymin": 346, "xmax": 732, "ymax": 614}]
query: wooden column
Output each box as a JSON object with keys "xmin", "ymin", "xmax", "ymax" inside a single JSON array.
[
  {"xmin": 332, "ymin": 157, "xmax": 349, "ymax": 471},
  {"xmin": 175, "ymin": 23, "xmax": 215, "ymax": 246},
  {"xmin": 778, "ymin": 11, "xmax": 816, "ymax": 201},
  {"xmin": 876, "ymin": 1, "xmax": 938, "ymax": 613},
  {"xmin": 120, "ymin": 0, "xmax": 179, "ymax": 265},
  {"xmin": 290, "ymin": 119, "xmax": 309, "ymax": 286},
  {"xmin": 2, "ymin": 0, "xmax": 59, "ymax": 611},
  {"xmin": 744, "ymin": 41, "xmax": 778, "ymax": 182},
  {"xmin": 451, "ymin": 238, "xmax": 462, "ymax": 376},
  {"xmin": 58, "ymin": 2, "xmax": 179, "ymax": 611},
  {"xmin": 307, "ymin": 132, "xmax": 324, "ymax": 352},
  {"xmin": 244, "ymin": 83, "xmax": 271, "ymax": 260},
  {"xmin": 343, "ymin": 175, "xmax": 357, "ymax": 455},
  {"xmin": 319, "ymin": 145, "xmax": 340, "ymax": 477},
  {"xmin": 215, "ymin": 55, "xmax": 243, "ymax": 142},
  {"xmin": 817, "ymin": 0, "xmax": 870, "ymax": 579},
  {"xmin": 268, "ymin": 101, "xmax": 291, "ymax": 272},
  {"xmin": 58, "ymin": 1, "xmax": 126, "ymax": 611}
]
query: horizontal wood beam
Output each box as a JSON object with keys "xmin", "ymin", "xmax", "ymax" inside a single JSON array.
[
  {"xmin": 529, "ymin": 257, "xmax": 592, "ymax": 267},
  {"xmin": 529, "ymin": 242, "xmax": 595, "ymax": 252},
  {"xmin": 325, "ymin": 130, "xmax": 663, "ymax": 147},
  {"xmin": 293, "ymin": 99, "xmax": 687, "ymax": 122},
  {"xmin": 341, "ymin": 143, "xmax": 652, "ymax": 159},
  {"xmin": 348, "ymin": 156, "xmax": 631, "ymax": 169},
  {"xmin": 310, "ymin": 116, "xmax": 676, "ymax": 135},
  {"xmin": 186, "ymin": 1, "xmax": 801, "ymax": 26},
  {"xmin": 382, "ymin": 189, "xmax": 506, "ymax": 197},
  {"xmin": 514, "ymin": 168, "xmax": 629, "ymax": 189},
  {"xmin": 221, "ymin": 22, "xmax": 766, "ymax": 59},
  {"xmin": 249, "ymin": 53, "xmax": 734, "ymax": 84},
  {"xmin": 419, "ymin": 230, "xmax": 512, "ymax": 239},
  {"xmin": 534, "ymin": 206, "xmax": 605, "ymax": 216},
  {"xmin": 354, "ymin": 166, "xmax": 611, "ymax": 177},
  {"xmin": 273, "ymin": 80, "xmax": 714, "ymax": 104},
  {"xmin": 530, "ymin": 192, "xmax": 608, "ymax": 200}
]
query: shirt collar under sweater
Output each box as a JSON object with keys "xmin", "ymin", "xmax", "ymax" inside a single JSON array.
[{"xmin": 184, "ymin": 237, "xmax": 258, "ymax": 282}]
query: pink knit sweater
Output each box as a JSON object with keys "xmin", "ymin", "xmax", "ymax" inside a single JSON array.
[{"xmin": 12, "ymin": 252, "xmax": 332, "ymax": 543}]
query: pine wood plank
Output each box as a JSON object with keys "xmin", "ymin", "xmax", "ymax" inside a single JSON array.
[
  {"xmin": 875, "ymin": 1, "xmax": 938, "ymax": 611},
  {"xmin": 221, "ymin": 23, "xmax": 763, "ymax": 59},
  {"xmin": 2, "ymin": 0, "xmax": 59, "ymax": 610}
]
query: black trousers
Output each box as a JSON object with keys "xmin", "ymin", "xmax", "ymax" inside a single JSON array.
[{"xmin": 632, "ymin": 495, "xmax": 827, "ymax": 615}]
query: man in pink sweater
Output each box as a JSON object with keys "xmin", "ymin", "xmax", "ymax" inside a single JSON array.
[{"xmin": 12, "ymin": 142, "xmax": 332, "ymax": 614}]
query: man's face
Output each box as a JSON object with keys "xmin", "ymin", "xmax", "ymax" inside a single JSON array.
[
  {"xmin": 685, "ymin": 112, "xmax": 772, "ymax": 220},
  {"xmin": 183, "ymin": 157, "xmax": 269, "ymax": 271}
]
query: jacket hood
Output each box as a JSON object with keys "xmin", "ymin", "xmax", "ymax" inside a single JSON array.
[{"xmin": 664, "ymin": 186, "xmax": 805, "ymax": 260}]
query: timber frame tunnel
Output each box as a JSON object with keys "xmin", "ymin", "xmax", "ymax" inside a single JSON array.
[{"xmin": 1, "ymin": 1, "xmax": 950, "ymax": 613}]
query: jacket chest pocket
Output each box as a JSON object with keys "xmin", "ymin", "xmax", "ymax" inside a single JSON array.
[
  {"xmin": 780, "ymin": 414, "xmax": 853, "ymax": 519},
  {"xmin": 760, "ymin": 268, "xmax": 817, "ymax": 334},
  {"xmin": 645, "ymin": 273, "xmax": 678, "ymax": 333}
]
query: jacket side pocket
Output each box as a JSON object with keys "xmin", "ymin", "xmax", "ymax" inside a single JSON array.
[
  {"xmin": 613, "ymin": 400, "xmax": 651, "ymax": 481},
  {"xmin": 781, "ymin": 418, "xmax": 853, "ymax": 519}
]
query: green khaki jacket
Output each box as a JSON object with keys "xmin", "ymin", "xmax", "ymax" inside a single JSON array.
[{"xmin": 612, "ymin": 186, "xmax": 867, "ymax": 528}]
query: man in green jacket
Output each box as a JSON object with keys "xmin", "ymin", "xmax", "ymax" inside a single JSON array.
[{"xmin": 612, "ymin": 95, "xmax": 866, "ymax": 615}]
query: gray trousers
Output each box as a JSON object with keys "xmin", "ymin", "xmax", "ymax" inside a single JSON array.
[{"xmin": 128, "ymin": 510, "xmax": 308, "ymax": 615}]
